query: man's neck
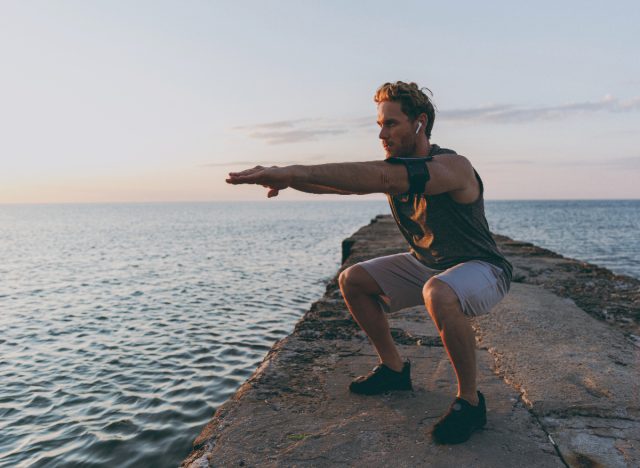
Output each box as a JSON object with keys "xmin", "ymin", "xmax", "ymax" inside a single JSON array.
[{"xmin": 414, "ymin": 139, "xmax": 431, "ymax": 157}]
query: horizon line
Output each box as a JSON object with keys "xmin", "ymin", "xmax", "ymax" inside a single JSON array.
[{"xmin": 1, "ymin": 197, "xmax": 639, "ymax": 207}]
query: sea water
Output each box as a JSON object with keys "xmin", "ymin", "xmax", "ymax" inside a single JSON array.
[{"xmin": 1, "ymin": 199, "xmax": 638, "ymax": 467}]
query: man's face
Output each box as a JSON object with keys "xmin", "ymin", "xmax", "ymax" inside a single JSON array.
[{"xmin": 377, "ymin": 101, "xmax": 418, "ymax": 158}]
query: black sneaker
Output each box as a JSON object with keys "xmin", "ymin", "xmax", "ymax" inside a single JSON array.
[
  {"xmin": 349, "ymin": 360, "xmax": 412, "ymax": 395},
  {"xmin": 431, "ymin": 391, "xmax": 487, "ymax": 444}
]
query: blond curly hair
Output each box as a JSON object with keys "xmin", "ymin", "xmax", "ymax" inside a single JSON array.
[{"xmin": 374, "ymin": 81, "xmax": 436, "ymax": 138}]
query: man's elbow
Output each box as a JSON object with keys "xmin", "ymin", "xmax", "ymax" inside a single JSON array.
[
  {"xmin": 444, "ymin": 155, "xmax": 476, "ymax": 194},
  {"xmin": 458, "ymin": 156, "xmax": 476, "ymax": 187}
]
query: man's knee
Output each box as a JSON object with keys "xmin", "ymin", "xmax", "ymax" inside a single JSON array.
[
  {"xmin": 422, "ymin": 277, "xmax": 462, "ymax": 326},
  {"xmin": 339, "ymin": 264, "xmax": 383, "ymax": 296}
]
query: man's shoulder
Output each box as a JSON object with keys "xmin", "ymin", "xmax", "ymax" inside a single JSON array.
[{"xmin": 429, "ymin": 143, "xmax": 457, "ymax": 156}]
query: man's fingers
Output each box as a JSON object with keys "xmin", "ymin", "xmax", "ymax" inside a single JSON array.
[
  {"xmin": 226, "ymin": 173, "xmax": 259, "ymax": 184},
  {"xmin": 267, "ymin": 188, "xmax": 279, "ymax": 198},
  {"xmin": 229, "ymin": 166, "xmax": 263, "ymax": 177},
  {"xmin": 226, "ymin": 166, "xmax": 289, "ymax": 190},
  {"xmin": 227, "ymin": 168, "xmax": 267, "ymax": 185},
  {"xmin": 226, "ymin": 172, "xmax": 254, "ymax": 183}
]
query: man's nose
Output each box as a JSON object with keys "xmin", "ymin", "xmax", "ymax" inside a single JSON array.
[{"xmin": 379, "ymin": 127, "xmax": 388, "ymax": 140}]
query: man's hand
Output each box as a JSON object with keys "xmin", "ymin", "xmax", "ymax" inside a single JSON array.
[{"xmin": 226, "ymin": 165, "xmax": 294, "ymax": 198}]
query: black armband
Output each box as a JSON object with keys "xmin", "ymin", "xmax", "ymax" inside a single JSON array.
[{"xmin": 385, "ymin": 156, "xmax": 433, "ymax": 194}]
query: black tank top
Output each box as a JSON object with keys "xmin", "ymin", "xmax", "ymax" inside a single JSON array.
[{"xmin": 387, "ymin": 144, "xmax": 513, "ymax": 284}]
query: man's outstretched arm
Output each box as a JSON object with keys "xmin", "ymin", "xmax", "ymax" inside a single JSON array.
[
  {"xmin": 226, "ymin": 156, "xmax": 476, "ymax": 198},
  {"xmin": 289, "ymin": 183, "xmax": 356, "ymax": 195}
]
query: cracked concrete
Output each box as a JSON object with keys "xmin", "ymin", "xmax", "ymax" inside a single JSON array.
[
  {"xmin": 474, "ymin": 283, "xmax": 639, "ymax": 467},
  {"xmin": 182, "ymin": 215, "xmax": 639, "ymax": 468}
]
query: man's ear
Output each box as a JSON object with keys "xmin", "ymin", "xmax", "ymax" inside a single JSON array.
[{"xmin": 416, "ymin": 113, "xmax": 427, "ymax": 134}]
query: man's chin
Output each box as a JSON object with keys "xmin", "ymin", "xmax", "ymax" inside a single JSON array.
[
  {"xmin": 385, "ymin": 145, "xmax": 414, "ymax": 158},
  {"xmin": 384, "ymin": 147, "xmax": 403, "ymax": 158},
  {"xmin": 386, "ymin": 150, "xmax": 409, "ymax": 158}
]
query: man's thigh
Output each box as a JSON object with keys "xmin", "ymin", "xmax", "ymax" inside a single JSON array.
[
  {"xmin": 434, "ymin": 260, "xmax": 509, "ymax": 317},
  {"xmin": 357, "ymin": 253, "xmax": 440, "ymax": 312}
]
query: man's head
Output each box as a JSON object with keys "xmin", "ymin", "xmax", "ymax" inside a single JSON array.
[{"xmin": 374, "ymin": 81, "xmax": 435, "ymax": 158}]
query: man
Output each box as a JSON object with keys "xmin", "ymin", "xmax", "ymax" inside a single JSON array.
[{"xmin": 226, "ymin": 81, "xmax": 512, "ymax": 444}]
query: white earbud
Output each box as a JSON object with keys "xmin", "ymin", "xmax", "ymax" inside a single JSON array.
[{"xmin": 415, "ymin": 122, "xmax": 423, "ymax": 134}]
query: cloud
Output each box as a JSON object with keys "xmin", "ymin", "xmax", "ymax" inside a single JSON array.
[
  {"xmin": 481, "ymin": 156, "xmax": 640, "ymax": 169},
  {"xmin": 201, "ymin": 160, "xmax": 299, "ymax": 167},
  {"xmin": 233, "ymin": 118, "xmax": 354, "ymax": 145},
  {"xmin": 201, "ymin": 154, "xmax": 333, "ymax": 168},
  {"xmin": 231, "ymin": 95, "xmax": 640, "ymax": 145},
  {"xmin": 481, "ymin": 159, "xmax": 536, "ymax": 166},
  {"xmin": 232, "ymin": 118, "xmax": 315, "ymax": 130},
  {"xmin": 579, "ymin": 155, "xmax": 640, "ymax": 168},
  {"xmin": 344, "ymin": 116, "xmax": 378, "ymax": 128},
  {"xmin": 232, "ymin": 116, "xmax": 377, "ymax": 145},
  {"xmin": 247, "ymin": 128, "xmax": 347, "ymax": 144},
  {"xmin": 440, "ymin": 96, "xmax": 640, "ymax": 124}
]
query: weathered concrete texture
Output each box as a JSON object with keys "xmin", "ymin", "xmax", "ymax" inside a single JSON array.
[
  {"xmin": 183, "ymin": 322, "xmax": 560, "ymax": 467},
  {"xmin": 494, "ymin": 234, "xmax": 640, "ymax": 338},
  {"xmin": 474, "ymin": 283, "xmax": 640, "ymax": 467},
  {"xmin": 183, "ymin": 215, "xmax": 639, "ymax": 468}
]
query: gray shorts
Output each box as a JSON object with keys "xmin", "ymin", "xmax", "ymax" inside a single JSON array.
[{"xmin": 358, "ymin": 253, "xmax": 510, "ymax": 317}]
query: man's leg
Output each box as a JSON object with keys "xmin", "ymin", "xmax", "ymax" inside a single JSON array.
[
  {"xmin": 338, "ymin": 264, "xmax": 404, "ymax": 372},
  {"xmin": 422, "ymin": 261, "xmax": 509, "ymax": 443},
  {"xmin": 422, "ymin": 277, "xmax": 478, "ymax": 405}
]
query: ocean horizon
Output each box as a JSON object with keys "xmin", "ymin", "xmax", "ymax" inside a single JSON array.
[{"xmin": 2, "ymin": 197, "xmax": 639, "ymax": 206}]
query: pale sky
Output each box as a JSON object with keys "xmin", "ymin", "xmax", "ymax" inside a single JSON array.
[{"xmin": 1, "ymin": 0, "xmax": 639, "ymax": 203}]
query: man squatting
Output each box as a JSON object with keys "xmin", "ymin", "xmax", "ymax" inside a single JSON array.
[{"xmin": 226, "ymin": 81, "xmax": 512, "ymax": 444}]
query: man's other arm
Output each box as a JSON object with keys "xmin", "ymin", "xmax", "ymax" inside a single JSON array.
[{"xmin": 226, "ymin": 155, "xmax": 478, "ymax": 200}]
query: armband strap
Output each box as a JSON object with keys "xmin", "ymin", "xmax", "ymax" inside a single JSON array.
[{"xmin": 385, "ymin": 156, "xmax": 433, "ymax": 194}]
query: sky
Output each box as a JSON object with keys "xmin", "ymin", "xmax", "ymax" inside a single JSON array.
[{"xmin": 1, "ymin": 0, "xmax": 639, "ymax": 203}]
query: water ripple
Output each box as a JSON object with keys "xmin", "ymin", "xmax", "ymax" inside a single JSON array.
[{"xmin": 0, "ymin": 201, "xmax": 390, "ymax": 467}]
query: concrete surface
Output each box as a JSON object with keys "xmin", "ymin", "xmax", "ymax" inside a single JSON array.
[{"xmin": 182, "ymin": 215, "xmax": 639, "ymax": 468}]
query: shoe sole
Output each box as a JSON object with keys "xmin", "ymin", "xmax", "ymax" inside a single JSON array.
[
  {"xmin": 431, "ymin": 418, "xmax": 486, "ymax": 445},
  {"xmin": 349, "ymin": 384, "xmax": 413, "ymax": 395}
]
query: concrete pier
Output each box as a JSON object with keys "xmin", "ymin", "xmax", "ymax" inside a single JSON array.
[{"xmin": 182, "ymin": 215, "xmax": 639, "ymax": 467}]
